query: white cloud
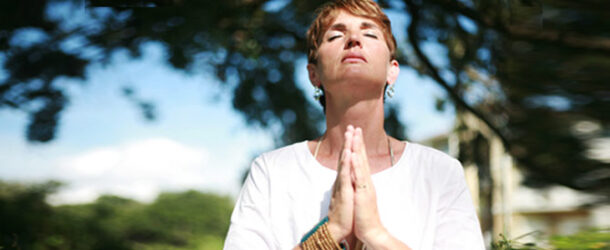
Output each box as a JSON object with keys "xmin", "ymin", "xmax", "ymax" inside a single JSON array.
[
  {"xmin": 0, "ymin": 114, "xmax": 266, "ymax": 206},
  {"xmin": 46, "ymin": 137, "xmax": 213, "ymax": 204}
]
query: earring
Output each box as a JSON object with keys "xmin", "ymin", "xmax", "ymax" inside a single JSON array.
[
  {"xmin": 314, "ymin": 86, "xmax": 323, "ymax": 101},
  {"xmin": 387, "ymin": 84, "xmax": 395, "ymax": 98}
]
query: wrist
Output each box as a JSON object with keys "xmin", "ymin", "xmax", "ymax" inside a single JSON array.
[
  {"xmin": 361, "ymin": 227, "xmax": 391, "ymax": 249},
  {"xmin": 300, "ymin": 217, "xmax": 343, "ymax": 250},
  {"xmin": 326, "ymin": 220, "xmax": 345, "ymax": 243}
]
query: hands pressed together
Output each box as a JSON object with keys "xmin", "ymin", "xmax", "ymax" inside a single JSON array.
[
  {"xmin": 295, "ymin": 125, "xmax": 411, "ymax": 250},
  {"xmin": 326, "ymin": 125, "xmax": 395, "ymax": 249}
]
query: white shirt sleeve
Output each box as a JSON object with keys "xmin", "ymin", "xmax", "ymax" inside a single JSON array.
[
  {"xmin": 433, "ymin": 159, "xmax": 486, "ymax": 250},
  {"xmin": 224, "ymin": 156, "xmax": 276, "ymax": 249}
]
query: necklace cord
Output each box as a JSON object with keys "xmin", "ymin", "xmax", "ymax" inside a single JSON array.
[
  {"xmin": 388, "ymin": 135, "xmax": 395, "ymax": 166},
  {"xmin": 313, "ymin": 133, "xmax": 395, "ymax": 166},
  {"xmin": 313, "ymin": 133, "xmax": 325, "ymax": 160}
]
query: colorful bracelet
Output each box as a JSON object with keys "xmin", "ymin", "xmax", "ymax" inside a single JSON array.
[{"xmin": 300, "ymin": 216, "xmax": 343, "ymax": 250}]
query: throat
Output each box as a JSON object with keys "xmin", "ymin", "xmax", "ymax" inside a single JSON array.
[{"xmin": 312, "ymin": 134, "xmax": 395, "ymax": 171}]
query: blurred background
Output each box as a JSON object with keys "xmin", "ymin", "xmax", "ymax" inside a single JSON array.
[{"xmin": 0, "ymin": 0, "xmax": 608, "ymax": 249}]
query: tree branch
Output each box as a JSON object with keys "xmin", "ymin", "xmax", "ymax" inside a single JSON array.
[
  {"xmin": 405, "ymin": 0, "xmax": 511, "ymax": 149},
  {"xmin": 428, "ymin": 0, "xmax": 610, "ymax": 54}
]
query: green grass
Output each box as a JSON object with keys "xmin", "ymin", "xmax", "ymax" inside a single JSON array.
[{"xmin": 492, "ymin": 228, "xmax": 610, "ymax": 250}]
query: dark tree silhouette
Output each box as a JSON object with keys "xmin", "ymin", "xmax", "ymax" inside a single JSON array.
[{"xmin": 0, "ymin": 0, "xmax": 608, "ymax": 200}]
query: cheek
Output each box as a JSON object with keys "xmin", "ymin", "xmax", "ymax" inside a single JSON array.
[
  {"xmin": 317, "ymin": 48, "xmax": 339, "ymax": 72},
  {"xmin": 318, "ymin": 46, "xmax": 338, "ymax": 62},
  {"xmin": 373, "ymin": 43, "xmax": 391, "ymax": 61}
]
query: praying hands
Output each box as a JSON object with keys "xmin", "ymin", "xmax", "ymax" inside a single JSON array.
[{"xmin": 326, "ymin": 125, "xmax": 411, "ymax": 250}]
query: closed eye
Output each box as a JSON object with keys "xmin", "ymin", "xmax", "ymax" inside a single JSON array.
[
  {"xmin": 365, "ymin": 34, "xmax": 378, "ymax": 39},
  {"xmin": 328, "ymin": 35, "xmax": 342, "ymax": 41}
]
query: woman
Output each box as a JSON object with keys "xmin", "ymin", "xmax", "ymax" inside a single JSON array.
[{"xmin": 224, "ymin": 0, "xmax": 485, "ymax": 249}]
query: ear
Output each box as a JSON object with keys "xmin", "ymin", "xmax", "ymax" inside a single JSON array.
[
  {"xmin": 307, "ymin": 63, "xmax": 322, "ymax": 87},
  {"xmin": 386, "ymin": 59, "xmax": 400, "ymax": 85}
]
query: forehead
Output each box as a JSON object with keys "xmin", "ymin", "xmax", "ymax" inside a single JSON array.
[{"xmin": 327, "ymin": 10, "xmax": 380, "ymax": 29}]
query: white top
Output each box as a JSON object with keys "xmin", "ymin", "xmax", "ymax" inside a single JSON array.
[{"xmin": 224, "ymin": 141, "xmax": 485, "ymax": 250}]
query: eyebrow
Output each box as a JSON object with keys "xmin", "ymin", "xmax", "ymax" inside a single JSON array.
[
  {"xmin": 328, "ymin": 21, "xmax": 380, "ymax": 32},
  {"xmin": 360, "ymin": 21, "xmax": 379, "ymax": 30}
]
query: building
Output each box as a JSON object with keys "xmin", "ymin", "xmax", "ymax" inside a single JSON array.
[{"xmin": 418, "ymin": 112, "xmax": 610, "ymax": 248}]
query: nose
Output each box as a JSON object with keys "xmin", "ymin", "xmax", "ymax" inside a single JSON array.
[{"xmin": 345, "ymin": 32, "xmax": 362, "ymax": 49}]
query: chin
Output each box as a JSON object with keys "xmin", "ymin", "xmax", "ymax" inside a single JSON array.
[{"xmin": 341, "ymin": 73, "xmax": 385, "ymax": 85}]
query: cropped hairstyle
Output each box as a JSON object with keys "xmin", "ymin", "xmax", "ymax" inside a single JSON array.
[
  {"xmin": 306, "ymin": 0, "xmax": 397, "ymax": 64},
  {"xmin": 306, "ymin": 0, "xmax": 397, "ymax": 110}
]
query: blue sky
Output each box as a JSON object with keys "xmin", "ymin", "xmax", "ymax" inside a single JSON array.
[{"xmin": 0, "ymin": 8, "xmax": 455, "ymax": 204}]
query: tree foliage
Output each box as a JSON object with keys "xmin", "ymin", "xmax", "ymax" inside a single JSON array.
[
  {"xmin": 0, "ymin": 0, "xmax": 608, "ymax": 197},
  {"xmin": 404, "ymin": 0, "xmax": 610, "ymax": 196},
  {"xmin": 2, "ymin": 181, "xmax": 608, "ymax": 249},
  {"xmin": 0, "ymin": 180, "xmax": 233, "ymax": 250}
]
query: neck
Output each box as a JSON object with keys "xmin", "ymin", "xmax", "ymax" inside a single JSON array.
[{"xmin": 322, "ymin": 94, "xmax": 387, "ymax": 157}]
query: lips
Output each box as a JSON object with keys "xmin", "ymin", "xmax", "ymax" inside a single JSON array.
[{"xmin": 342, "ymin": 52, "xmax": 367, "ymax": 63}]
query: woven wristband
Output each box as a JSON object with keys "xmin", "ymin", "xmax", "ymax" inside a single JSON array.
[{"xmin": 300, "ymin": 217, "xmax": 342, "ymax": 250}]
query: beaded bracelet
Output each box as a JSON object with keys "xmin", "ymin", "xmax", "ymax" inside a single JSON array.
[{"xmin": 300, "ymin": 217, "xmax": 343, "ymax": 250}]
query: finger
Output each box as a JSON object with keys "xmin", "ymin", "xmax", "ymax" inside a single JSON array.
[
  {"xmin": 350, "ymin": 129, "xmax": 362, "ymax": 185},
  {"xmin": 351, "ymin": 151, "xmax": 367, "ymax": 192},
  {"xmin": 351, "ymin": 127, "xmax": 360, "ymax": 153},
  {"xmin": 353, "ymin": 128, "xmax": 371, "ymax": 177},
  {"xmin": 347, "ymin": 124, "xmax": 355, "ymax": 132},
  {"xmin": 354, "ymin": 127, "xmax": 366, "ymax": 156},
  {"xmin": 344, "ymin": 125, "xmax": 354, "ymax": 151},
  {"xmin": 334, "ymin": 149, "xmax": 350, "ymax": 191},
  {"xmin": 337, "ymin": 129, "xmax": 354, "ymax": 173},
  {"xmin": 339, "ymin": 149, "xmax": 352, "ymax": 188}
]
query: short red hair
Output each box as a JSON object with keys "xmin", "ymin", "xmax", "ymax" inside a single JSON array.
[{"xmin": 306, "ymin": 0, "xmax": 397, "ymax": 64}]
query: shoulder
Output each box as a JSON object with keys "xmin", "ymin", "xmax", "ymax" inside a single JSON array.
[
  {"xmin": 258, "ymin": 141, "xmax": 305, "ymax": 160},
  {"xmin": 404, "ymin": 142, "xmax": 460, "ymax": 165},
  {"xmin": 402, "ymin": 142, "xmax": 463, "ymax": 179},
  {"xmin": 245, "ymin": 141, "xmax": 307, "ymax": 184},
  {"xmin": 251, "ymin": 141, "xmax": 307, "ymax": 170}
]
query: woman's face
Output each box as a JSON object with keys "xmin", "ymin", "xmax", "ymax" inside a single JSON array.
[{"xmin": 308, "ymin": 10, "xmax": 399, "ymax": 98}]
